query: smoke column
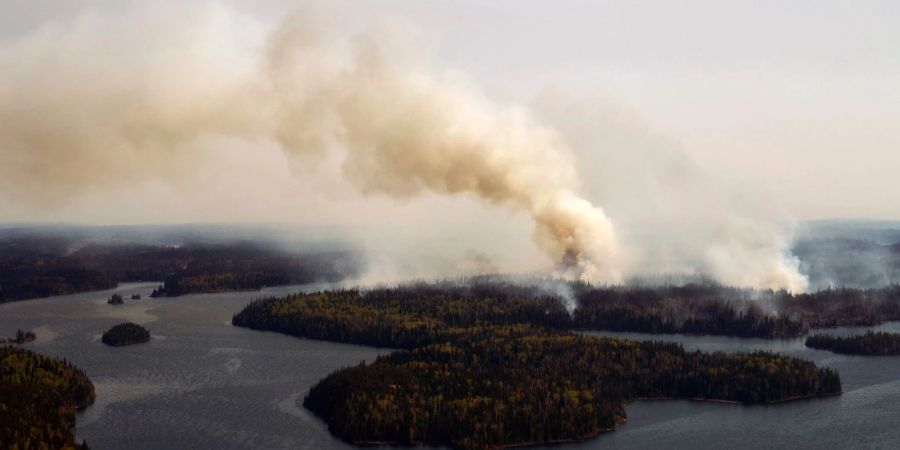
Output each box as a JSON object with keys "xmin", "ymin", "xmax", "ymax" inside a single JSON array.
[
  {"xmin": 0, "ymin": 4, "xmax": 622, "ymax": 282},
  {"xmin": 0, "ymin": 3, "xmax": 809, "ymax": 290}
]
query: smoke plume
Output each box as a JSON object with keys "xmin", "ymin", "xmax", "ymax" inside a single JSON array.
[
  {"xmin": 0, "ymin": 2, "xmax": 808, "ymax": 290},
  {"xmin": 0, "ymin": 4, "xmax": 621, "ymax": 282}
]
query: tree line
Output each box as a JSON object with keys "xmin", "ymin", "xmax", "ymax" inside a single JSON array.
[
  {"xmin": 805, "ymin": 331, "xmax": 900, "ymax": 355},
  {"xmin": 0, "ymin": 235, "xmax": 360, "ymax": 302},
  {"xmin": 573, "ymin": 282, "xmax": 900, "ymax": 338}
]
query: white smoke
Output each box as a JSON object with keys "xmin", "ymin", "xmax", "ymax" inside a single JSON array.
[
  {"xmin": 0, "ymin": 3, "xmax": 621, "ymax": 283},
  {"xmin": 533, "ymin": 93, "xmax": 808, "ymax": 292},
  {"xmin": 0, "ymin": 2, "xmax": 808, "ymax": 291}
]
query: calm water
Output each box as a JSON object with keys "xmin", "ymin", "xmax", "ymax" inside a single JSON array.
[
  {"xmin": 2, "ymin": 286, "xmax": 899, "ymax": 449},
  {"xmin": 0, "ymin": 283, "xmax": 385, "ymax": 449}
]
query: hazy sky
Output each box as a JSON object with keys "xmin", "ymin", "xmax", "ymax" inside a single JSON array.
[
  {"xmin": 2, "ymin": 0, "xmax": 899, "ymax": 221},
  {"xmin": 378, "ymin": 0, "xmax": 900, "ymax": 221}
]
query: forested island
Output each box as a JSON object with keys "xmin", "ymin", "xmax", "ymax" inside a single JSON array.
[
  {"xmin": 0, "ymin": 228, "xmax": 361, "ymax": 302},
  {"xmin": 234, "ymin": 283, "xmax": 842, "ymax": 449},
  {"xmin": 0, "ymin": 346, "xmax": 95, "ymax": 449},
  {"xmin": 229, "ymin": 276, "xmax": 900, "ymax": 341},
  {"xmin": 573, "ymin": 282, "xmax": 900, "ymax": 338},
  {"xmin": 805, "ymin": 331, "xmax": 900, "ymax": 355},
  {"xmin": 101, "ymin": 323, "xmax": 151, "ymax": 346}
]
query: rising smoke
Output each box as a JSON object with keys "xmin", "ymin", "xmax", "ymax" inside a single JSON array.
[{"xmin": 0, "ymin": 3, "xmax": 805, "ymax": 290}]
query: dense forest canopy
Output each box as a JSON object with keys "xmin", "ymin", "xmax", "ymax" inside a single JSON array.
[
  {"xmin": 101, "ymin": 323, "xmax": 151, "ymax": 347},
  {"xmin": 0, "ymin": 346, "xmax": 95, "ymax": 449},
  {"xmin": 233, "ymin": 283, "xmax": 842, "ymax": 449},
  {"xmin": 572, "ymin": 282, "xmax": 807, "ymax": 338},
  {"xmin": 573, "ymin": 282, "xmax": 900, "ymax": 337},
  {"xmin": 233, "ymin": 282, "xmax": 572, "ymax": 348},
  {"xmin": 235, "ymin": 277, "xmax": 900, "ymax": 340},
  {"xmin": 806, "ymin": 331, "xmax": 900, "ymax": 355}
]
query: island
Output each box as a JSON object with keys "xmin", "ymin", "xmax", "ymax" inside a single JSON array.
[
  {"xmin": 107, "ymin": 293, "xmax": 124, "ymax": 305},
  {"xmin": 233, "ymin": 283, "xmax": 843, "ymax": 450},
  {"xmin": 0, "ymin": 328, "xmax": 36, "ymax": 344},
  {"xmin": 101, "ymin": 322, "xmax": 151, "ymax": 347},
  {"xmin": 805, "ymin": 331, "xmax": 900, "ymax": 355},
  {"xmin": 0, "ymin": 346, "xmax": 95, "ymax": 449}
]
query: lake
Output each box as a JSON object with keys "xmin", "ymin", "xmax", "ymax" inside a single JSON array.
[{"xmin": 2, "ymin": 285, "xmax": 899, "ymax": 449}]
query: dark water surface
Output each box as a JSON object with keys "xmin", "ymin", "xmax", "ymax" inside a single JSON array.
[
  {"xmin": 3, "ymin": 286, "xmax": 899, "ymax": 449},
  {"xmin": 0, "ymin": 283, "xmax": 384, "ymax": 449}
]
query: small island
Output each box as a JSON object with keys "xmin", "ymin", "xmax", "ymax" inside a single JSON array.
[
  {"xmin": 107, "ymin": 293, "xmax": 124, "ymax": 305},
  {"xmin": 0, "ymin": 328, "xmax": 36, "ymax": 344},
  {"xmin": 101, "ymin": 322, "xmax": 150, "ymax": 347},
  {"xmin": 131, "ymin": 294, "xmax": 141, "ymax": 300},
  {"xmin": 805, "ymin": 331, "xmax": 900, "ymax": 355}
]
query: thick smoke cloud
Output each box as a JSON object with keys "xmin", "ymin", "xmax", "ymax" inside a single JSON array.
[
  {"xmin": 0, "ymin": 3, "xmax": 806, "ymax": 290},
  {"xmin": 534, "ymin": 94, "xmax": 808, "ymax": 291},
  {"xmin": 0, "ymin": 3, "xmax": 620, "ymax": 282},
  {"xmin": 266, "ymin": 15, "xmax": 622, "ymax": 281}
]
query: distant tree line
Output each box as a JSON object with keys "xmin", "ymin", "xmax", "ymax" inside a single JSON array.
[
  {"xmin": 0, "ymin": 235, "xmax": 361, "ymax": 302},
  {"xmin": 781, "ymin": 286, "xmax": 900, "ymax": 327},
  {"xmin": 234, "ymin": 279, "xmax": 900, "ymax": 341},
  {"xmin": 573, "ymin": 282, "xmax": 900, "ymax": 338},
  {"xmin": 805, "ymin": 331, "xmax": 900, "ymax": 355},
  {"xmin": 573, "ymin": 283, "xmax": 807, "ymax": 338}
]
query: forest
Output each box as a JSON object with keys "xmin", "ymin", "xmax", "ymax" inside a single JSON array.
[
  {"xmin": 0, "ymin": 346, "xmax": 95, "ymax": 449},
  {"xmin": 235, "ymin": 279, "xmax": 900, "ymax": 341},
  {"xmin": 233, "ymin": 282, "xmax": 571, "ymax": 349},
  {"xmin": 572, "ymin": 283, "xmax": 807, "ymax": 338},
  {"xmin": 780, "ymin": 286, "xmax": 900, "ymax": 327},
  {"xmin": 233, "ymin": 278, "xmax": 900, "ymax": 342},
  {"xmin": 0, "ymin": 233, "xmax": 360, "ymax": 302},
  {"xmin": 234, "ymin": 284, "xmax": 842, "ymax": 449},
  {"xmin": 574, "ymin": 282, "xmax": 900, "ymax": 338},
  {"xmin": 101, "ymin": 323, "xmax": 151, "ymax": 347},
  {"xmin": 805, "ymin": 331, "xmax": 900, "ymax": 355}
]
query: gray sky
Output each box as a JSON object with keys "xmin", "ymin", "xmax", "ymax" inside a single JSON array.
[
  {"xmin": 374, "ymin": 0, "xmax": 900, "ymax": 220},
  {"xmin": 2, "ymin": 0, "xmax": 899, "ymax": 220}
]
